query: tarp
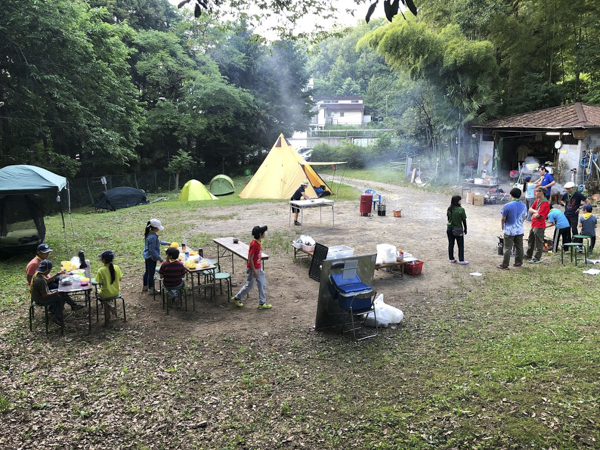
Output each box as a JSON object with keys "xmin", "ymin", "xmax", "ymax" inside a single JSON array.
[
  {"xmin": 0, "ymin": 165, "xmax": 69, "ymax": 254},
  {"xmin": 239, "ymin": 134, "xmax": 332, "ymax": 199},
  {"xmin": 94, "ymin": 186, "xmax": 149, "ymax": 211},
  {"xmin": 179, "ymin": 179, "xmax": 217, "ymax": 201},
  {"xmin": 209, "ymin": 174, "xmax": 235, "ymax": 196}
]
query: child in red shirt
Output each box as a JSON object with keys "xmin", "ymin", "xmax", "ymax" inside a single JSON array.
[{"xmin": 231, "ymin": 225, "xmax": 271, "ymax": 309}]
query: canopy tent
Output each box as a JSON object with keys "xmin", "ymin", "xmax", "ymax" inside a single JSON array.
[
  {"xmin": 179, "ymin": 179, "xmax": 218, "ymax": 201},
  {"xmin": 209, "ymin": 174, "xmax": 235, "ymax": 196},
  {"xmin": 94, "ymin": 186, "xmax": 149, "ymax": 211},
  {"xmin": 239, "ymin": 134, "xmax": 335, "ymax": 199},
  {"xmin": 0, "ymin": 165, "xmax": 71, "ymax": 254}
]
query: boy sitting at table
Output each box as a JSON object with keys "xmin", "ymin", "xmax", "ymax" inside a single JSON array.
[
  {"xmin": 30, "ymin": 259, "xmax": 66, "ymax": 327},
  {"xmin": 159, "ymin": 247, "xmax": 186, "ymax": 303}
]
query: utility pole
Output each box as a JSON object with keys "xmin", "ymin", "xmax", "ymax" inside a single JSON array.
[{"xmin": 457, "ymin": 110, "xmax": 461, "ymax": 182}]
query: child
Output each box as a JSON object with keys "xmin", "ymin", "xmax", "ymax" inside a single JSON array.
[
  {"xmin": 159, "ymin": 247, "xmax": 186, "ymax": 302},
  {"xmin": 231, "ymin": 225, "xmax": 271, "ymax": 309},
  {"xmin": 290, "ymin": 180, "xmax": 313, "ymax": 226},
  {"xmin": 142, "ymin": 219, "xmax": 170, "ymax": 295},
  {"xmin": 546, "ymin": 204, "xmax": 572, "ymax": 252},
  {"xmin": 30, "ymin": 260, "xmax": 65, "ymax": 327},
  {"xmin": 524, "ymin": 176, "xmax": 535, "ymax": 221},
  {"xmin": 578, "ymin": 204, "xmax": 597, "ymax": 253},
  {"xmin": 96, "ymin": 250, "xmax": 123, "ymax": 317}
]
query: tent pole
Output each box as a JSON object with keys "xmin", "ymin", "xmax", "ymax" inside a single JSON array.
[
  {"xmin": 59, "ymin": 191, "xmax": 69, "ymax": 254},
  {"xmin": 67, "ymin": 182, "xmax": 74, "ymax": 238}
]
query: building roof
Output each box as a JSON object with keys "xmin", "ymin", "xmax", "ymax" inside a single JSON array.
[
  {"xmin": 314, "ymin": 96, "xmax": 364, "ymax": 101},
  {"xmin": 476, "ymin": 103, "xmax": 600, "ymax": 130},
  {"xmin": 320, "ymin": 104, "xmax": 364, "ymax": 112}
]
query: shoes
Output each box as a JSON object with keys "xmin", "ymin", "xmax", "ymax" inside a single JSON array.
[
  {"xmin": 459, "ymin": 261, "xmax": 469, "ymax": 265},
  {"xmin": 142, "ymin": 286, "xmax": 148, "ymax": 293},
  {"xmin": 257, "ymin": 303, "xmax": 272, "ymax": 309},
  {"xmin": 528, "ymin": 258, "xmax": 541, "ymax": 264},
  {"xmin": 52, "ymin": 316, "xmax": 64, "ymax": 327},
  {"xmin": 71, "ymin": 304, "xmax": 85, "ymax": 311},
  {"xmin": 294, "ymin": 221, "xmax": 301, "ymax": 226},
  {"xmin": 231, "ymin": 297, "xmax": 243, "ymax": 307},
  {"xmin": 148, "ymin": 287, "xmax": 160, "ymax": 295},
  {"xmin": 513, "ymin": 264, "xmax": 523, "ymax": 268},
  {"xmin": 449, "ymin": 259, "xmax": 457, "ymax": 263},
  {"xmin": 496, "ymin": 264, "xmax": 509, "ymax": 270},
  {"xmin": 103, "ymin": 302, "xmax": 117, "ymax": 318}
]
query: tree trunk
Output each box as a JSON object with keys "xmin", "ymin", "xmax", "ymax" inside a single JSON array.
[{"xmin": 175, "ymin": 172, "xmax": 180, "ymax": 192}]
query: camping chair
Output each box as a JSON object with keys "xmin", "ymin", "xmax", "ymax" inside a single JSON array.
[
  {"xmin": 29, "ymin": 297, "xmax": 64, "ymax": 335},
  {"xmin": 328, "ymin": 261, "xmax": 378, "ymax": 341},
  {"xmin": 92, "ymin": 279, "xmax": 127, "ymax": 327},
  {"xmin": 364, "ymin": 189, "xmax": 381, "ymax": 211}
]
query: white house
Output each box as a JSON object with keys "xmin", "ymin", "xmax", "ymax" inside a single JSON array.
[{"xmin": 311, "ymin": 97, "xmax": 367, "ymax": 128}]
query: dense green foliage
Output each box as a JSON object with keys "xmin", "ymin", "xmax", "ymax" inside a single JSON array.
[{"xmin": 0, "ymin": 0, "xmax": 314, "ymax": 178}]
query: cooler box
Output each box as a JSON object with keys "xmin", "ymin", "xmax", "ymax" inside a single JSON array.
[{"xmin": 329, "ymin": 272, "xmax": 373, "ymax": 311}]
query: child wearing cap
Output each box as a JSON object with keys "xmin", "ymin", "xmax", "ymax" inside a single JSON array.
[
  {"xmin": 578, "ymin": 204, "xmax": 597, "ymax": 253},
  {"xmin": 291, "ymin": 180, "xmax": 313, "ymax": 226},
  {"xmin": 524, "ymin": 176, "xmax": 535, "ymax": 221},
  {"xmin": 159, "ymin": 247, "xmax": 186, "ymax": 303},
  {"xmin": 231, "ymin": 225, "xmax": 271, "ymax": 309},
  {"xmin": 96, "ymin": 250, "xmax": 123, "ymax": 318},
  {"xmin": 30, "ymin": 260, "xmax": 66, "ymax": 327},
  {"xmin": 142, "ymin": 219, "xmax": 170, "ymax": 295}
]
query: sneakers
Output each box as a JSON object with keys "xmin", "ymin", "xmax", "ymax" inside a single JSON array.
[
  {"xmin": 449, "ymin": 259, "xmax": 457, "ymax": 263},
  {"xmin": 528, "ymin": 258, "xmax": 542, "ymax": 264},
  {"xmin": 257, "ymin": 303, "xmax": 272, "ymax": 310},
  {"xmin": 52, "ymin": 316, "xmax": 64, "ymax": 327},
  {"xmin": 458, "ymin": 261, "xmax": 469, "ymax": 265},
  {"xmin": 294, "ymin": 221, "xmax": 301, "ymax": 226},
  {"xmin": 513, "ymin": 264, "xmax": 523, "ymax": 268},
  {"xmin": 231, "ymin": 297, "xmax": 243, "ymax": 307},
  {"xmin": 71, "ymin": 303, "xmax": 85, "ymax": 311},
  {"xmin": 148, "ymin": 287, "xmax": 160, "ymax": 295},
  {"xmin": 496, "ymin": 264, "xmax": 509, "ymax": 270}
]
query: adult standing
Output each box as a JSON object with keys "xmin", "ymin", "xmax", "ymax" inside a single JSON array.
[
  {"xmin": 534, "ymin": 166, "xmax": 555, "ymax": 200},
  {"xmin": 446, "ymin": 195, "xmax": 468, "ymax": 265},
  {"xmin": 547, "ymin": 205, "xmax": 572, "ymax": 252},
  {"xmin": 497, "ymin": 188, "xmax": 528, "ymax": 269},
  {"xmin": 560, "ymin": 181, "xmax": 589, "ymax": 245},
  {"xmin": 525, "ymin": 186, "xmax": 550, "ymax": 263}
]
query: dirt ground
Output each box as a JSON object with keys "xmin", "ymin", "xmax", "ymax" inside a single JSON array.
[{"xmin": 118, "ymin": 178, "xmax": 513, "ymax": 341}]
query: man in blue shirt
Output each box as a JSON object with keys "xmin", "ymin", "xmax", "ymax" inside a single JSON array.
[
  {"xmin": 547, "ymin": 205, "xmax": 572, "ymax": 252},
  {"xmin": 498, "ymin": 187, "xmax": 528, "ymax": 269},
  {"xmin": 535, "ymin": 166, "xmax": 555, "ymax": 200}
]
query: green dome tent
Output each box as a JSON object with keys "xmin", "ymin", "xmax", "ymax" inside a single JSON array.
[
  {"xmin": 209, "ymin": 174, "xmax": 235, "ymax": 196},
  {"xmin": 179, "ymin": 180, "xmax": 217, "ymax": 201}
]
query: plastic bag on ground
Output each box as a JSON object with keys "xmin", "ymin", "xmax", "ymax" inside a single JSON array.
[{"xmin": 365, "ymin": 294, "xmax": 404, "ymax": 328}]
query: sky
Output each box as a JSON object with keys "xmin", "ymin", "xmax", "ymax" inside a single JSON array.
[{"xmin": 169, "ymin": 0, "xmax": 386, "ymax": 36}]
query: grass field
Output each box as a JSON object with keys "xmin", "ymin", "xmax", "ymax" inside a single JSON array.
[{"xmin": 1, "ymin": 169, "xmax": 599, "ymax": 449}]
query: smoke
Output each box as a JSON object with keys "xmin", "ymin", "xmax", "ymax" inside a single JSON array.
[{"xmin": 522, "ymin": 156, "xmax": 541, "ymax": 174}]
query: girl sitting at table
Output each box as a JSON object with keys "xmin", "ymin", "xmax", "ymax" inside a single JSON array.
[{"xmin": 96, "ymin": 250, "xmax": 123, "ymax": 318}]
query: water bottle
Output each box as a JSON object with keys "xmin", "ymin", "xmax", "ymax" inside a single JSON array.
[{"xmin": 182, "ymin": 238, "xmax": 188, "ymax": 259}]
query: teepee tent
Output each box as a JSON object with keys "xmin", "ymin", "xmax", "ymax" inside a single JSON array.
[
  {"xmin": 239, "ymin": 134, "xmax": 332, "ymax": 199},
  {"xmin": 179, "ymin": 180, "xmax": 217, "ymax": 201},
  {"xmin": 209, "ymin": 174, "xmax": 235, "ymax": 196}
]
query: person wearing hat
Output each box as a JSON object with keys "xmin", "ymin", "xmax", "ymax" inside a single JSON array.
[
  {"xmin": 290, "ymin": 179, "xmax": 314, "ymax": 226},
  {"xmin": 525, "ymin": 186, "xmax": 550, "ymax": 263},
  {"xmin": 30, "ymin": 259, "xmax": 66, "ymax": 327},
  {"xmin": 95, "ymin": 250, "xmax": 123, "ymax": 318},
  {"xmin": 25, "ymin": 243, "xmax": 84, "ymax": 311},
  {"xmin": 231, "ymin": 225, "xmax": 271, "ymax": 309},
  {"xmin": 523, "ymin": 176, "xmax": 536, "ymax": 221},
  {"xmin": 561, "ymin": 181, "xmax": 590, "ymax": 245},
  {"xmin": 142, "ymin": 219, "xmax": 170, "ymax": 294},
  {"xmin": 578, "ymin": 204, "xmax": 597, "ymax": 254},
  {"xmin": 534, "ymin": 166, "xmax": 555, "ymax": 200}
]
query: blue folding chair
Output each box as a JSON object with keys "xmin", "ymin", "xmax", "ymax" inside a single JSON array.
[{"xmin": 364, "ymin": 189, "xmax": 381, "ymax": 211}]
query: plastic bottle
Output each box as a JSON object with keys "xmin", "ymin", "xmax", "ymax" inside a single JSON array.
[{"xmin": 182, "ymin": 238, "xmax": 188, "ymax": 259}]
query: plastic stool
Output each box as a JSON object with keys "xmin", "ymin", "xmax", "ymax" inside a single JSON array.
[
  {"xmin": 562, "ymin": 243, "xmax": 587, "ymax": 266},
  {"xmin": 215, "ymin": 272, "xmax": 232, "ymax": 299}
]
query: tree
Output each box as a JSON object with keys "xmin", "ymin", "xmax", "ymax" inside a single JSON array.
[{"xmin": 166, "ymin": 149, "xmax": 194, "ymax": 190}]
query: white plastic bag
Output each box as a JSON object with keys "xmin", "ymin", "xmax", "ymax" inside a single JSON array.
[
  {"xmin": 70, "ymin": 256, "xmax": 81, "ymax": 269},
  {"xmin": 365, "ymin": 294, "xmax": 404, "ymax": 328}
]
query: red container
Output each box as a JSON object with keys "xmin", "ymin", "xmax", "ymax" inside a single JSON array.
[
  {"xmin": 360, "ymin": 194, "xmax": 373, "ymax": 216},
  {"xmin": 404, "ymin": 260, "xmax": 423, "ymax": 276}
]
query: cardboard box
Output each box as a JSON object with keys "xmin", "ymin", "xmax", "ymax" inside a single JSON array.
[
  {"xmin": 473, "ymin": 194, "xmax": 484, "ymax": 206},
  {"xmin": 466, "ymin": 192, "xmax": 475, "ymax": 204}
]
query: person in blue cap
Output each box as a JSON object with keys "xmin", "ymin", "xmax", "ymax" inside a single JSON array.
[{"xmin": 30, "ymin": 260, "xmax": 66, "ymax": 327}]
